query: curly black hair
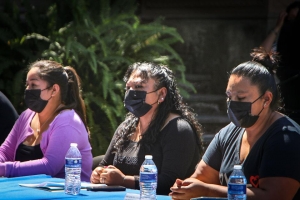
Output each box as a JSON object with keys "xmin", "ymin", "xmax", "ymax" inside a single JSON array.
[{"xmin": 113, "ymin": 62, "xmax": 203, "ymax": 154}]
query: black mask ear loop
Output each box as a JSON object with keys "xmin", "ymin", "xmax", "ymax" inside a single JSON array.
[
  {"xmin": 251, "ymin": 93, "xmax": 265, "ymax": 116},
  {"xmin": 43, "ymin": 85, "xmax": 54, "ymax": 101},
  {"xmin": 147, "ymin": 88, "xmax": 161, "ymax": 105}
]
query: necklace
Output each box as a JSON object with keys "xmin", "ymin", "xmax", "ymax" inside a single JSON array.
[{"xmin": 36, "ymin": 104, "xmax": 61, "ymax": 134}]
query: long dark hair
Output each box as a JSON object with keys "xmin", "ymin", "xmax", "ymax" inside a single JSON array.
[
  {"xmin": 28, "ymin": 60, "xmax": 89, "ymax": 134},
  {"xmin": 230, "ymin": 48, "xmax": 281, "ymax": 111},
  {"xmin": 114, "ymin": 62, "xmax": 202, "ymax": 154}
]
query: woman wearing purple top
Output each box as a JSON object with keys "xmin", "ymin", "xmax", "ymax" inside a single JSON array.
[{"xmin": 0, "ymin": 60, "xmax": 93, "ymax": 181}]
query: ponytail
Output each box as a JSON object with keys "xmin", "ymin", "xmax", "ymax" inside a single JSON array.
[
  {"xmin": 58, "ymin": 66, "xmax": 89, "ymax": 134},
  {"xmin": 29, "ymin": 60, "xmax": 89, "ymax": 135}
]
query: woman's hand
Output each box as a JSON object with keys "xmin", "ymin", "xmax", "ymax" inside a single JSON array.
[
  {"xmin": 90, "ymin": 166, "xmax": 106, "ymax": 183},
  {"xmin": 169, "ymin": 178, "xmax": 207, "ymax": 200},
  {"xmin": 99, "ymin": 165, "xmax": 125, "ymax": 186},
  {"xmin": 275, "ymin": 11, "xmax": 288, "ymax": 32}
]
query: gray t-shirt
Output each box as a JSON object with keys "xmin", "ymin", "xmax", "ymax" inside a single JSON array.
[{"xmin": 203, "ymin": 116, "xmax": 300, "ymax": 200}]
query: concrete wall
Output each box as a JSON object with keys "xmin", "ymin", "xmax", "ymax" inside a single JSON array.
[
  {"xmin": 139, "ymin": 0, "xmax": 297, "ymax": 144},
  {"xmin": 139, "ymin": 0, "xmax": 295, "ymax": 94}
]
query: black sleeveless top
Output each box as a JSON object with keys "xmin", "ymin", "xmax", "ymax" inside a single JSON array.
[{"xmin": 15, "ymin": 143, "xmax": 43, "ymax": 162}]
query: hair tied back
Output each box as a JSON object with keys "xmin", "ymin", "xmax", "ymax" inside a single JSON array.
[{"xmin": 250, "ymin": 47, "xmax": 279, "ymax": 74}]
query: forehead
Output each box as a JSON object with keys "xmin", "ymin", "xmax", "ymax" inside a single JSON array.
[
  {"xmin": 127, "ymin": 71, "xmax": 156, "ymax": 87},
  {"xmin": 226, "ymin": 75, "xmax": 259, "ymax": 95},
  {"xmin": 128, "ymin": 70, "xmax": 153, "ymax": 82},
  {"xmin": 127, "ymin": 71, "xmax": 146, "ymax": 83},
  {"xmin": 26, "ymin": 67, "xmax": 40, "ymax": 80}
]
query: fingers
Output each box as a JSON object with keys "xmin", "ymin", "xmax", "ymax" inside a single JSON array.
[
  {"xmin": 90, "ymin": 166, "xmax": 105, "ymax": 183},
  {"xmin": 175, "ymin": 178, "xmax": 183, "ymax": 188},
  {"xmin": 90, "ymin": 171, "xmax": 100, "ymax": 183},
  {"xmin": 99, "ymin": 177, "xmax": 107, "ymax": 184},
  {"xmin": 169, "ymin": 191, "xmax": 188, "ymax": 200}
]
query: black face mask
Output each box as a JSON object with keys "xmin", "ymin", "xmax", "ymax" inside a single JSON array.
[
  {"xmin": 24, "ymin": 87, "xmax": 52, "ymax": 113},
  {"xmin": 124, "ymin": 90, "xmax": 158, "ymax": 118},
  {"xmin": 227, "ymin": 94, "xmax": 264, "ymax": 128}
]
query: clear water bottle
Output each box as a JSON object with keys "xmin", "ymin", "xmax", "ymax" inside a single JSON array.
[
  {"xmin": 65, "ymin": 143, "xmax": 82, "ymax": 195},
  {"xmin": 228, "ymin": 165, "xmax": 247, "ymax": 200},
  {"xmin": 139, "ymin": 155, "xmax": 158, "ymax": 200}
]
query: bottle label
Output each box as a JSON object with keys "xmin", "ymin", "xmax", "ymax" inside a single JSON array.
[
  {"xmin": 228, "ymin": 183, "xmax": 246, "ymax": 195},
  {"xmin": 140, "ymin": 173, "xmax": 157, "ymax": 182},
  {"xmin": 65, "ymin": 159, "xmax": 82, "ymax": 168}
]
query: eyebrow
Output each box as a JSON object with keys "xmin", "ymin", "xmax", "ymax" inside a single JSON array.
[
  {"xmin": 26, "ymin": 78, "xmax": 39, "ymax": 82},
  {"xmin": 226, "ymin": 90, "xmax": 247, "ymax": 96},
  {"xmin": 135, "ymin": 80, "xmax": 146, "ymax": 84},
  {"xmin": 30, "ymin": 78, "xmax": 39, "ymax": 81},
  {"xmin": 127, "ymin": 79, "xmax": 146, "ymax": 85}
]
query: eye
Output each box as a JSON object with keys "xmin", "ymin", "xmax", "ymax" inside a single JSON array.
[
  {"xmin": 26, "ymin": 83, "xmax": 37, "ymax": 89},
  {"xmin": 237, "ymin": 97, "xmax": 245, "ymax": 101},
  {"xmin": 134, "ymin": 85, "xmax": 143, "ymax": 89}
]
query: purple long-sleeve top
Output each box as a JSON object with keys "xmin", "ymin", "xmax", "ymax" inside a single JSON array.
[{"xmin": 0, "ymin": 109, "xmax": 93, "ymax": 181}]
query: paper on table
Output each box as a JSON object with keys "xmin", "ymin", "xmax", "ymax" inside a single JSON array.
[
  {"xmin": 19, "ymin": 182, "xmax": 64, "ymax": 188},
  {"xmin": 19, "ymin": 181, "xmax": 107, "ymax": 189},
  {"xmin": 81, "ymin": 182, "xmax": 107, "ymax": 188},
  {"xmin": 124, "ymin": 193, "xmax": 140, "ymax": 199},
  {"xmin": 19, "ymin": 182, "xmax": 65, "ymax": 192}
]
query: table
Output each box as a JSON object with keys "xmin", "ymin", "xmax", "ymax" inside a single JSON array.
[{"xmin": 0, "ymin": 174, "xmax": 171, "ymax": 200}]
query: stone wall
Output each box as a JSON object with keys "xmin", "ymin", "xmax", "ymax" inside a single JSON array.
[{"xmin": 138, "ymin": 0, "xmax": 296, "ymax": 147}]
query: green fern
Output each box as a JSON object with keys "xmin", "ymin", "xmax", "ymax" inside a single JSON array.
[{"xmin": 0, "ymin": 0, "xmax": 196, "ymax": 156}]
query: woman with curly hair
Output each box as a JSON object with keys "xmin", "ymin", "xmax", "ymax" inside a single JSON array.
[
  {"xmin": 169, "ymin": 48, "xmax": 300, "ymax": 200},
  {"xmin": 91, "ymin": 62, "xmax": 203, "ymax": 195}
]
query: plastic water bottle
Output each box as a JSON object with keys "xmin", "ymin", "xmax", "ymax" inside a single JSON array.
[
  {"xmin": 139, "ymin": 155, "xmax": 158, "ymax": 200},
  {"xmin": 228, "ymin": 165, "xmax": 247, "ymax": 200},
  {"xmin": 65, "ymin": 143, "xmax": 82, "ymax": 195}
]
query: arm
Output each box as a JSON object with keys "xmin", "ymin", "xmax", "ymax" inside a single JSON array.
[
  {"xmin": 91, "ymin": 165, "xmax": 137, "ymax": 189},
  {"xmin": 1, "ymin": 120, "xmax": 88, "ymax": 178},
  {"xmin": 246, "ymin": 177, "xmax": 299, "ymax": 200},
  {"xmin": 155, "ymin": 118, "xmax": 202, "ymax": 194},
  {"xmin": 90, "ymin": 127, "xmax": 122, "ymax": 183},
  {"xmin": 170, "ymin": 125, "xmax": 229, "ymax": 199},
  {"xmin": 171, "ymin": 121, "xmax": 300, "ymax": 200},
  {"xmin": 245, "ymin": 124, "xmax": 300, "ymax": 200},
  {"xmin": 170, "ymin": 166, "xmax": 299, "ymax": 200},
  {"xmin": 260, "ymin": 11, "xmax": 287, "ymax": 52},
  {"xmin": 90, "ymin": 128, "xmax": 139, "ymax": 189},
  {"xmin": 170, "ymin": 160, "xmax": 227, "ymax": 199}
]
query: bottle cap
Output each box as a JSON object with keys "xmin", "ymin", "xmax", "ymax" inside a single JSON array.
[
  {"xmin": 70, "ymin": 143, "xmax": 78, "ymax": 147},
  {"xmin": 233, "ymin": 165, "xmax": 242, "ymax": 169},
  {"xmin": 145, "ymin": 155, "xmax": 153, "ymax": 159}
]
